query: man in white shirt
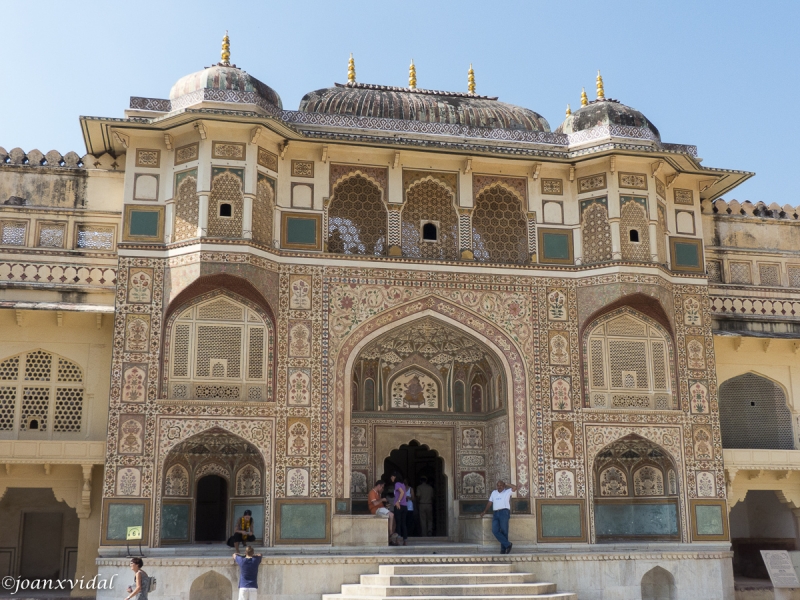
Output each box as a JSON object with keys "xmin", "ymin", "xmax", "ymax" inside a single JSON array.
[{"xmin": 480, "ymin": 480, "xmax": 518, "ymax": 554}]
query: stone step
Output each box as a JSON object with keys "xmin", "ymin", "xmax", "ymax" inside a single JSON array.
[
  {"xmin": 337, "ymin": 582, "xmax": 559, "ymax": 597},
  {"xmin": 379, "ymin": 564, "xmax": 515, "ymax": 575},
  {"xmin": 361, "ymin": 573, "xmax": 536, "ymax": 586},
  {"xmin": 323, "ymin": 594, "xmax": 577, "ymax": 600}
]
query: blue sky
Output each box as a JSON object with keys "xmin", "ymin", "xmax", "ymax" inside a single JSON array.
[{"xmin": 2, "ymin": 0, "xmax": 796, "ymax": 202}]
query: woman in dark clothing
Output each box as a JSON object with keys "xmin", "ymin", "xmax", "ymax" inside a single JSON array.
[{"xmin": 393, "ymin": 474, "xmax": 409, "ymax": 546}]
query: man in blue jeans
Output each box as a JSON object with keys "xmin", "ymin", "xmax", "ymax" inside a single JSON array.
[
  {"xmin": 233, "ymin": 545, "xmax": 262, "ymax": 600},
  {"xmin": 480, "ymin": 480, "xmax": 518, "ymax": 554}
]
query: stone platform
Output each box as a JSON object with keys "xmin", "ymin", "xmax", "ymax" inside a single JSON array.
[{"xmin": 95, "ymin": 542, "xmax": 735, "ymax": 600}]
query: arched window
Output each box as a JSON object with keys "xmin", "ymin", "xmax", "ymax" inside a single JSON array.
[
  {"xmin": 620, "ymin": 197, "xmax": 650, "ymax": 262},
  {"xmin": 401, "ymin": 179, "xmax": 458, "ymax": 260},
  {"xmin": 719, "ymin": 373, "xmax": 794, "ymax": 449},
  {"xmin": 328, "ymin": 175, "xmax": 386, "ymax": 255},
  {"xmin": 472, "ymin": 185, "xmax": 528, "ymax": 264},
  {"xmin": 585, "ymin": 309, "xmax": 675, "ymax": 410},
  {"xmin": 166, "ymin": 294, "xmax": 273, "ymax": 401},
  {"xmin": 173, "ymin": 172, "xmax": 199, "ymax": 242},
  {"xmin": 581, "ymin": 198, "xmax": 612, "ymax": 264},
  {"xmin": 253, "ymin": 174, "xmax": 276, "ymax": 247},
  {"xmin": 0, "ymin": 350, "xmax": 84, "ymax": 434},
  {"xmin": 207, "ymin": 171, "xmax": 244, "ymax": 238}
]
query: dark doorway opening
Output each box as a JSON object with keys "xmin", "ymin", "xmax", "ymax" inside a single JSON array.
[
  {"xmin": 195, "ymin": 475, "xmax": 227, "ymax": 542},
  {"xmin": 20, "ymin": 512, "xmax": 63, "ymax": 581},
  {"xmin": 384, "ymin": 441, "xmax": 447, "ymax": 537}
]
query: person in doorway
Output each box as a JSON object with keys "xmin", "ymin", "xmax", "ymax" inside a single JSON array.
[
  {"xmin": 233, "ymin": 545, "xmax": 262, "ymax": 600},
  {"xmin": 480, "ymin": 480, "xmax": 518, "ymax": 554},
  {"xmin": 393, "ymin": 473, "xmax": 409, "ymax": 546},
  {"xmin": 416, "ymin": 476, "xmax": 434, "ymax": 536},
  {"xmin": 124, "ymin": 557, "xmax": 151, "ymax": 600},
  {"xmin": 368, "ymin": 479, "xmax": 396, "ymax": 544},
  {"xmin": 228, "ymin": 509, "xmax": 256, "ymax": 553}
]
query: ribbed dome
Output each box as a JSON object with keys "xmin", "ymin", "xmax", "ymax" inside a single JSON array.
[
  {"xmin": 169, "ymin": 64, "xmax": 282, "ymax": 109},
  {"xmin": 299, "ymin": 82, "xmax": 550, "ymax": 132},
  {"xmin": 556, "ymin": 99, "xmax": 659, "ymax": 140}
]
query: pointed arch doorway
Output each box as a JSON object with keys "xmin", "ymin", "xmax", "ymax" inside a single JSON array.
[{"xmin": 384, "ymin": 441, "xmax": 448, "ymax": 537}]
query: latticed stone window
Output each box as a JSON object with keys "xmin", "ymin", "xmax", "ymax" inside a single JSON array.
[
  {"xmin": 620, "ymin": 198, "xmax": 651, "ymax": 262},
  {"xmin": 401, "ymin": 180, "xmax": 459, "ymax": 260},
  {"xmin": 728, "ymin": 261, "xmax": 752, "ymax": 284},
  {"xmin": 758, "ymin": 263, "xmax": 782, "ymax": 287},
  {"xmin": 1, "ymin": 221, "xmax": 27, "ymax": 246},
  {"xmin": 76, "ymin": 224, "xmax": 114, "ymax": 250},
  {"xmin": 472, "ymin": 185, "xmax": 527, "ymax": 264},
  {"xmin": 0, "ymin": 350, "xmax": 84, "ymax": 433},
  {"xmin": 252, "ymin": 174, "xmax": 275, "ymax": 247},
  {"xmin": 167, "ymin": 295, "xmax": 272, "ymax": 401},
  {"xmin": 789, "ymin": 265, "xmax": 800, "ymax": 288},
  {"xmin": 719, "ymin": 373, "xmax": 794, "ymax": 450},
  {"xmin": 328, "ymin": 175, "xmax": 387, "ymax": 255},
  {"xmin": 580, "ymin": 199, "xmax": 612, "ymax": 264},
  {"xmin": 207, "ymin": 171, "xmax": 244, "ymax": 238},
  {"xmin": 586, "ymin": 310, "xmax": 675, "ymax": 410},
  {"xmin": 173, "ymin": 174, "xmax": 199, "ymax": 242}
]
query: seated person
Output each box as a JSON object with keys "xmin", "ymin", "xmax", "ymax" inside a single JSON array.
[
  {"xmin": 228, "ymin": 509, "xmax": 256, "ymax": 553},
  {"xmin": 368, "ymin": 480, "xmax": 396, "ymax": 544}
]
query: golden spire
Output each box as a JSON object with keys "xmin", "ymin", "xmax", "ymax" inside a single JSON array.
[
  {"xmin": 596, "ymin": 70, "xmax": 605, "ymax": 100},
  {"xmin": 221, "ymin": 31, "xmax": 230, "ymax": 66},
  {"xmin": 580, "ymin": 87, "xmax": 588, "ymax": 107},
  {"xmin": 347, "ymin": 53, "xmax": 356, "ymax": 84},
  {"xmin": 566, "ymin": 104, "xmax": 571, "ymax": 117},
  {"xmin": 468, "ymin": 64, "xmax": 476, "ymax": 94},
  {"xmin": 409, "ymin": 59, "xmax": 417, "ymax": 90}
]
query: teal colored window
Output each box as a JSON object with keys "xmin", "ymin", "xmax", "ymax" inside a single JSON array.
[
  {"xmin": 695, "ymin": 504, "xmax": 724, "ymax": 536},
  {"xmin": 106, "ymin": 503, "xmax": 145, "ymax": 540},
  {"xmin": 129, "ymin": 211, "xmax": 160, "ymax": 237},
  {"xmin": 541, "ymin": 503, "xmax": 582, "ymax": 538},
  {"xmin": 674, "ymin": 242, "xmax": 700, "ymax": 267},
  {"xmin": 279, "ymin": 503, "xmax": 327, "ymax": 539},
  {"xmin": 543, "ymin": 232, "xmax": 570, "ymax": 260},
  {"xmin": 286, "ymin": 217, "xmax": 317, "ymax": 246}
]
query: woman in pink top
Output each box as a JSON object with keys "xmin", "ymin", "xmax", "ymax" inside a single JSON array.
[{"xmin": 393, "ymin": 473, "xmax": 409, "ymax": 545}]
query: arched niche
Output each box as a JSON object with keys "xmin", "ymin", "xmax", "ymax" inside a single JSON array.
[
  {"xmin": 718, "ymin": 372, "xmax": 794, "ymax": 449},
  {"xmin": 189, "ymin": 571, "xmax": 233, "ymax": 600},
  {"xmin": 592, "ymin": 434, "xmax": 681, "ymax": 542},
  {"xmin": 158, "ymin": 427, "xmax": 265, "ymax": 545},
  {"xmin": 641, "ymin": 566, "xmax": 676, "ymax": 600}
]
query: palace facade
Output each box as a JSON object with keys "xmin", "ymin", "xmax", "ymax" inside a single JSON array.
[{"xmin": 0, "ymin": 37, "xmax": 797, "ymax": 599}]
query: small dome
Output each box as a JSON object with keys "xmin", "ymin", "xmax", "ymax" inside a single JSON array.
[
  {"xmin": 299, "ymin": 82, "xmax": 550, "ymax": 132},
  {"xmin": 169, "ymin": 64, "xmax": 282, "ymax": 110},
  {"xmin": 556, "ymin": 99, "xmax": 659, "ymax": 140}
]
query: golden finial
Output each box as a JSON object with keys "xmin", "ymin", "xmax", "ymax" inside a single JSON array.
[
  {"xmin": 580, "ymin": 87, "xmax": 588, "ymax": 107},
  {"xmin": 468, "ymin": 64, "xmax": 476, "ymax": 94},
  {"xmin": 409, "ymin": 59, "xmax": 417, "ymax": 90},
  {"xmin": 566, "ymin": 104, "xmax": 571, "ymax": 117},
  {"xmin": 221, "ymin": 31, "xmax": 230, "ymax": 66},
  {"xmin": 596, "ymin": 70, "xmax": 605, "ymax": 100},
  {"xmin": 347, "ymin": 53, "xmax": 356, "ymax": 84}
]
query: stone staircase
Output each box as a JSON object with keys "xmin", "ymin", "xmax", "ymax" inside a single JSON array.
[{"xmin": 323, "ymin": 563, "xmax": 577, "ymax": 599}]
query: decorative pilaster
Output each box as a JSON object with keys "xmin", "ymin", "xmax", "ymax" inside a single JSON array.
[
  {"xmin": 526, "ymin": 211, "xmax": 537, "ymax": 262},
  {"xmin": 198, "ymin": 193, "xmax": 209, "ymax": 237},
  {"xmin": 387, "ymin": 205, "xmax": 402, "ymax": 256},
  {"xmin": 243, "ymin": 193, "xmax": 254, "ymax": 239},
  {"xmin": 458, "ymin": 208, "xmax": 473, "ymax": 260}
]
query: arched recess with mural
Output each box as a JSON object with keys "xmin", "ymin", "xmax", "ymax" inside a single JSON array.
[
  {"xmin": 152, "ymin": 420, "xmax": 275, "ymax": 547},
  {"xmin": 585, "ymin": 428, "xmax": 688, "ymax": 543},
  {"xmin": 331, "ymin": 296, "xmax": 531, "ymax": 508}
]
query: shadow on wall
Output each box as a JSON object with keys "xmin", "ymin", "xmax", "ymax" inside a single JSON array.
[{"xmin": 641, "ymin": 566, "xmax": 676, "ymax": 600}]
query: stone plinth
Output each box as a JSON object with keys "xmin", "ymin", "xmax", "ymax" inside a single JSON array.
[
  {"xmin": 459, "ymin": 514, "xmax": 537, "ymax": 545},
  {"xmin": 332, "ymin": 515, "xmax": 387, "ymax": 546}
]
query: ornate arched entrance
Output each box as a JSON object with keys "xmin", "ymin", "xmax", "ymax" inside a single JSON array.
[
  {"xmin": 343, "ymin": 309, "xmax": 522, "ymax": 541},
  {"xmin": 156, "ymin": 427, "xmax": 269, "ymax": 545}
]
